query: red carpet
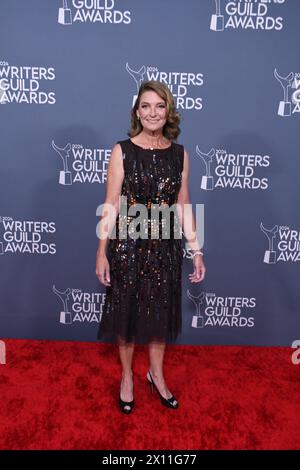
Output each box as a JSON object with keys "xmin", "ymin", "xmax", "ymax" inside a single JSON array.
[{"xmin": 0, "ymin": 339, "xmax": 299, "ymax": 450}]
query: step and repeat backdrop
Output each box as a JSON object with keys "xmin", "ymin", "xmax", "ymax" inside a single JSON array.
[{"xmin": 0, "ymin": 1, "xmax": 299, "ymax": 346}]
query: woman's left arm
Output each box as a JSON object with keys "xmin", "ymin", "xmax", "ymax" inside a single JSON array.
[{"xmin": 176, "ymin": 148, "xmax": 206, "ymax": 282}]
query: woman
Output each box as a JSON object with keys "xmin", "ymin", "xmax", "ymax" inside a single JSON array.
[{"xmin": 96, "ymin": 80, "xmax": 206, "ymax": 414}]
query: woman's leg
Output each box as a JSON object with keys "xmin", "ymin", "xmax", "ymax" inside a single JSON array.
[
  {"xmin": 148, "ymin": 341, "xmax": 175, "ymax": 400},
  {"xmin": 118, "ymin": 338, "xmax": 135, "ymax": 404}
]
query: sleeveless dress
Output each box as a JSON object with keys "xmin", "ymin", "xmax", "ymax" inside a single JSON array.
[{"xmin": 97, "ymin": 138, "xmax": 184, "ymax": 344}]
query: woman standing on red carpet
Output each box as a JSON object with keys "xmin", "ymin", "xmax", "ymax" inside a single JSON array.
[{"xmin": 96, "ymin": 80, "xmax": 206, "ymax": 414}]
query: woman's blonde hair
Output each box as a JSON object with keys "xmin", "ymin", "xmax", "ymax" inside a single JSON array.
[{"xmin": 127, "ymin": 80, "xmax": 181, "ymax": 141}]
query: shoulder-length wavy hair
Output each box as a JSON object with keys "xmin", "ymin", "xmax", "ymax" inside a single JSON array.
[{"xmin": 127, "ymin": 80, "xmax": 181, "ymax": 141}]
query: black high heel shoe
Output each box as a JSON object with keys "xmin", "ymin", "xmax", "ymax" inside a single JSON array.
[
  {"xmin": 119, "ymin": 397, "xmax": 134, "ymax": 414},
  {"xmin": 119, "ymin": 378, "xmax": 134, "ymax": 414},
  {"xmin": 146, "ymin": 370, "xmax": 179, "ymax": 409}
]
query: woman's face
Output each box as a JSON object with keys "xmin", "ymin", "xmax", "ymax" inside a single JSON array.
[{"xmin": 137, "ymin": 90, "xmax": 168, "ymax": 133}]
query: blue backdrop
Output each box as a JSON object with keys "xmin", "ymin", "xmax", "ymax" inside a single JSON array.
[{"xmin": 1, "ymin": 0, "xmax": 299, "ymax": 346}]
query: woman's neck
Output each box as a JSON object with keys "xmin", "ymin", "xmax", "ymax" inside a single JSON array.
[{"xmin": 138, "ymin": 130, "xmax": 167, "ymax": 147}]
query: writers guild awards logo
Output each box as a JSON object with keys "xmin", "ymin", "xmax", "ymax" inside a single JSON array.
[
  {"xmin": 210, "ymin": 0, "xmax": 224, "ymax": 31},
  {"xmin": 126, "ymin": 62, "xmax": 146, "ymax": 107},
  {"xmin": 53, "ymin": 285, "xmax": 72, "ymax": 324},
  {"xmin": 57, "ymin": 1, "xmax": 131, "ymax": 26},
  {"xmin": 52, "ymin": 140, "xmax": 109, "ymax": 185},
  {"xmin": 0, "ymin": 216, "xmax": 56, "ymax": 254},
  {"xmin": 52, "ymin": 140, "xmax": 72, "ymax": 185},
  {"xmin": 187, "ymin": 291, "xmax": 256, "ymax": 328},
  {"xmin": 209, "ymin": 1, "xmax": 286, "ymax": 32},
  {"xmin": 196, "ymin": 146, "xmax": 270, "ymax": 191},
  {"xmin": 53, "ymin": 286, "xmax": 103, "ymax": 324},
  {"xmin": 274, "ymin": 68, "xmax": 295, "ymax": 117},
  {"xmin": 0, "ymin": 62, "xmax": 56, "ymax": 105},
  {"xmin": 58, "ymin": 0, "xmax": 72, "ymax": 25},
  {"xmin": 260, "ymin": 224, "xmax": 300, "ymax": 263},
  {"xmin": 196, "ymin": 147, "xmax": 215, "ymax": 190},
  {"xmin": 187, "ymin": 291, "xmax": 206, "ymax": 329},
  {"xmin": 125, "ymin": 63, "xmax": 204, "ymax": 111},
  {"xmin": 260, "ymin": 222, "xmax": 278, "ymax": 264}
]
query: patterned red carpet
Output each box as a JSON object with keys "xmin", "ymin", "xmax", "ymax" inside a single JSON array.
[{"xmin": 0, "ymin": 339, "xmax": 299, "ymax": 450}]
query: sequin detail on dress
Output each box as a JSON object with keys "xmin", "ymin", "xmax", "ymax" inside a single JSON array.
[{"xmin": 97, "ymin": 138, "xmax": 184, "ymax": 344}]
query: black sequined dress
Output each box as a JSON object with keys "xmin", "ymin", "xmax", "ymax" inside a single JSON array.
[{"xmin": 98, "ymin": 138, "xmax": 184, "ymax": 344}]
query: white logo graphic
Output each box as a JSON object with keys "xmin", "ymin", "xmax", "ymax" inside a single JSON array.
[
  {"xmin": 210, "ymin": 0, "xmax": 286, "ymax": 32},
  {"xmin": 274, "ymin": 69, "xmax": 300, "ymax": 117},
  {"xmin": 52, "ymin": 140, "xmax": 109, "ymax": 185},
  {"xmin": 261, "ymin": 223, "xmax": 300, "ymax": 263},
  {"xmin": 126, "ymin": 62, "xmax": 204, "ymax": 110},
  {"xmin": 210, "ymin": 0, "xmax": 224, "ymax": 31},
  {"xmin": 197, "ymin": 146, "xmax": 270, "ymax": 190},
  {"xmin": 187, "ymin": 291, "xmax": 206, "ymax": 328},
  {"xmin": 57, "ymin": 0, "xmax": 131, "ymax": 26},
  {"xmin": 260, "ymin": 223, "xmax": 278, "ymax": 264},
  {"xmin": 187, "ymin": 291, "xmax": 256, "ymax": 328},
  {"xmin": 53, "ymin": 285, "xmax": 104, "ymax": 324},
  {"xmin": 58, "ymin": 0, "xmax": 72, "ymax": 24},
  {"xmin": 126, "ymin": 63, "xmax": 146, "ymax": 107},
  {"xmin": 0, "ymin": 61, "xmax": 56, "ymax": 105},
  {"xmin": 0, "ymin": 217, "xmax": 56, "ymax": 255}
]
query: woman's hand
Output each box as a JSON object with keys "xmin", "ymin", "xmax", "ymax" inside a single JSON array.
[
  {"xmin": 96, "ymin": 252, "xmax": 111, "ymax": 286},
  {"xmin": 189, "ymin": 254, "xmax": 206, "ymax": 283}
]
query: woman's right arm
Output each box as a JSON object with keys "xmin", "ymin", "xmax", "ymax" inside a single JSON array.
[{"xmin": 96, "ymin": 143, "xmax": 124, "ymax": 284}]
